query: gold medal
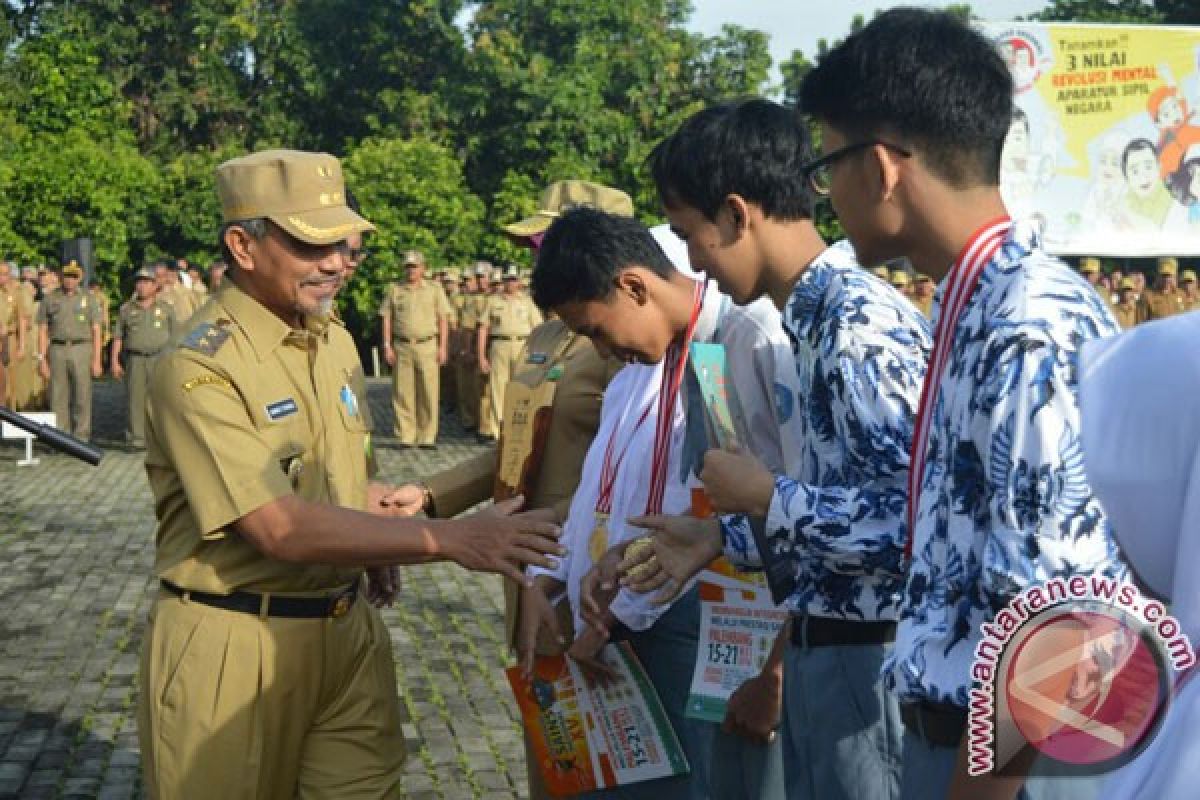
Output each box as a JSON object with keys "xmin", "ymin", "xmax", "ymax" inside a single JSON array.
[
  {"xmin": 623, "ymin": 537, "xmax": 657, "ymax": 580},
  {"xmin": 589, "ymin": 513, "xmax": 609, "ymax": 563}
]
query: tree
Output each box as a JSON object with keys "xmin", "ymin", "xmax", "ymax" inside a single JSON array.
[{"xmin": 1032, "ymin": 0, "xmax": 1163, "ymax": 23}]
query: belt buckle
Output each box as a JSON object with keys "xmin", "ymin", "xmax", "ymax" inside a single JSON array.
[{"xmin": 331, "ymin": 591, "xmax": 352, "ymax": 618}]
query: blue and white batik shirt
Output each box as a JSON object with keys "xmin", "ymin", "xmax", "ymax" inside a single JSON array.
[
  {"xmin": 722, "ymin": 240, "xmax": 933, "ymax": 621},
  {"xmin": 884, "ymin": 222, "xmax": 1130, "ymax": 707}
]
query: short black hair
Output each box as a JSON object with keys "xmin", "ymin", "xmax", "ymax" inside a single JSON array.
[
  {"xmin": 1122, "ymin": 138, "xmax": 1156, "ymax": 177},
  {"xmin": 799, "ymin": 8, "xmax": 1013, "ymax": 188},
  {"xmin": 532, "ymin": 208, "xmax": 674, "ymax": 309},
  {"xmin": 648, "ymin": 98, "xmax": 815, "ymax": 221}
]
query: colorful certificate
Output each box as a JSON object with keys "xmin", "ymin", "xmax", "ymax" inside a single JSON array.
[
  {"xmin": 507, "ymin": 643, "xmax": 689, "ymax": 795},
  {"xmin": 685, "ymin": 581, "xmax": 788, "ymax": 723}
]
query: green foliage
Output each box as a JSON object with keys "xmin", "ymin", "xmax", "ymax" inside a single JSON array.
[{"xmin": 1032, "ymin": 0, "xmax": 1164, "ymax": 23}]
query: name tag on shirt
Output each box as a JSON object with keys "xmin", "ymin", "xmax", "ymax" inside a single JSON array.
[
  {"xmin": 527, "ymin": 352, "xmax": 548, "ymax": 365},
  {"xmin": 266, "ymin": 398, "xmax": 298, "ymax": 421},
  {"xmin": 340, "ymin": 384, "xmax": 359, "ymax": 417}
]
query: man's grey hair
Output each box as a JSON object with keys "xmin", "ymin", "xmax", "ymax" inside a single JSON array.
[{"xmin": 219, "ymin": 218, "xmax": 269, "ymax": 268}]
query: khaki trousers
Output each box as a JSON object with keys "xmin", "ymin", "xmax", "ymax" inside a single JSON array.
[
  {"xmin": 391, "ymin": 337, "xmax": 439, "ymax": 445},
  {"xmin": 125, "ymin": 353, "xmax": 160, "ymax": 445},
  {"xmin": 48, "ymin": 341, "xmax": 92, "ymax": 438},
  {"xmin": 481, "ymin": 338, "xmax": 524, "ymax": 438},
  {"xmin": 138, "ymin": 590, "xmax": 406, "ymax": 800}
]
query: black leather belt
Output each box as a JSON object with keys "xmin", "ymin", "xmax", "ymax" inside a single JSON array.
[
  {"xmin": 51, "ymin": 339, "xmax": 89, "ymax": 345},
  {"xmin": 900, "ymin": 701, "xmax": 967, "ymax": 748},
  {"xmin": 789, "ymin": 614, "xmax": 896, "ymax": 648},
  {"xmin": 160, "ymin": 578, "xmax": 360, "ymax": 619},
  {"xmin": 126, "ymin": 348, "xmax": 162, "ymax": 356},
  {"xmin": 490, "ymin": 335, "xmax": 527, "ymax": 341},
  {"xmin": 394, "ymin": 335, "xmax": 435, "ymax": 343}
]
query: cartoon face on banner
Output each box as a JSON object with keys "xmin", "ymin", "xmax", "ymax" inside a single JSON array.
[{"xmin": 987, "ymin": 23, "xmax": 1200, "ymax": 255}]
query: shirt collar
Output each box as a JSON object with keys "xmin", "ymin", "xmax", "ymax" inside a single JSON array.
[
  {"xmin": 785, "ymin": 242, "xmax": 854, "ymax": 342},
  {"xmin": 216, "ymin": 282, "xmax": 332, "ymax": 363}
]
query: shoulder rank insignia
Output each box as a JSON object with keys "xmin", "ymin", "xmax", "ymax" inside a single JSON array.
[{"xmin": 181, "ymin": 322, "xmax": 231, "ymax": 356}]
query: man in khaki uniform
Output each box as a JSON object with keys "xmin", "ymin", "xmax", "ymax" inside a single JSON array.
[
  {"xmin": 138, "ymin": 148, "xmax": 562, "ymax": 800},
  {"xmin": 89, "ymin": 278, "xmax": 112, "ymax": 351},
  {"xmin": 1180, "ymin": 269, "xmax": 1199, "ymax": 312},
  {"xmin": 478, "ymin": 266, "xmax": 543, "ymax": 442},
  {"xmin": 156, "ymin": 262, "xmax": 199, "ymax": 324},
  {"xmin": 37, "ymin": 262, "xmax": 101, "ymax": 438},
  {"xmin": 439, "ymin": 268, "xmax": 460, "ymax": 417},
  {"xmin": 889, "ymin": 268, "xmax": 912, "ymax": 298},
  {"xmin": 471, "ymin": 263, "xmax": 496, "ymax": 439},
  {"xmin": 1142, "ymin": 256, "xmax": 1188, "ymax": 321},
  {"xmin": 379, "ymin": 249, "xmax": 451, "ymax": 447},
  {"xmin": 0, "ymin": 262, "xmax": 30, "ymax": 407},
  {"xmin": 1112, "ymin": 277, "xmax": 1143, "ymax": 329},
  {"xmin": 455, "ymin": 271, "xmax": 481, "ymax": 430},
  {"xmin": 911, "ymin": 273, "xmax": 934, "ymax": 318},
  {"xmin": 388, "ymin": 180, "xmax": 630, "ymax": 800},
  {"xmin": 111, "ymin": 266, "xmax": 174, "ymax": 447}
]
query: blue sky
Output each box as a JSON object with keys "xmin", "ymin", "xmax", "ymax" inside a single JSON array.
[{"xmin": 688, "ymin": 0, "xmax": 1054, "ymax": 87}]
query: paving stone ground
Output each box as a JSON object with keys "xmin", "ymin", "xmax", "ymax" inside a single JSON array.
[{"xmin": 0, "ymin": 376, "xmax": 531, "ymax": 799}]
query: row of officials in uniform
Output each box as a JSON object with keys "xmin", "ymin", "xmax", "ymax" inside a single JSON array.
[{"xmin": 0, "ymin": 258, "xmax": 218, "ymax": 444}]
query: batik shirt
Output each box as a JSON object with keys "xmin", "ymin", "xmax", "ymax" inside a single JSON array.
[
  {"xmin": 884, "ymin": 222, "xmax": 1129, "ymax": 707},
  {"xmin": 722, "ymin": 240, "xmax": 932, "ymax": 621}
]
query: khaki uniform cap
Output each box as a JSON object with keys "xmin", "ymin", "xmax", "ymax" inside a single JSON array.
[
  {"xmin": 1158, "ymin": 257, "xmax": 1178, "ymax": 276},
  {"xmin": 216, "ymin": 149, "xmax": 374, "ymax": 245},
  {"xmin": 504, "ymin": 180, "xmax": 635, "ymax": 238},
  {"xmin": 1182, "ymin": 270, "xmax": 1197, "ymax": 283},
  {"xmin": 491, "ymin": 268, "xmax": 504, "ymax": 283},
  {"xmin": 1079, "ymin": 257, "xmax": 1101, "ymax": 274},
  {"xmin": 404, "ymin": 250, "xmax": 425, "ymax": 267},
  {"xmin": 62, "ymin": 262, "xmax": 83, "ymax": 278},
  {"xmin": 890, "ymin": 270, "xmax": 911, "ymax": 287},
  {"xmin": 134, "ymin": 266, "xmax": 156, "ymax": 282},
  {"xmin": 1119, "ymin": 277, "xmax": 1137, "ymax": 291},
  {"xmin": 442, "ymin": 268, "xmax": 461, "ymax": 282},
  {"xmin": 871, "ymin": 265, "xmax": 891, "ymax": 280}
]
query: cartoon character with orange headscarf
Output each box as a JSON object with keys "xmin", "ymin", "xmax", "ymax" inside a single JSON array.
[{"xmin": 1148, "ymin": 85, "xmax": 1200, "ymax": 178}]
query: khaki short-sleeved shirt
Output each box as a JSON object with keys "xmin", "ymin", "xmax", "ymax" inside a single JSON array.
[
  {"xmin": 1142, "ymin": 288, "xmax": 1188, "ymax": 321},
  {"xmin": 166, "ymin": 284, "xmax": 198, "ymax": 323},
  {"xmin": 378, "ymin": 281, "xmax": 451, "ymax": 340},
  {"xmin": 145, "ymin": 283, "xmax": 375, "ymax": 594},
  {"xmin": 37, "ymin": 289, "xmax": 100, "ymax": 341},
  {"xmin": 116, "ymin": 298, "xmax": 175, "ymax": 353},
  {"xmin": 441, "ymin": 290, "xmax": 460, "ymax": 329},
  {"xmin": 485, "ymin": 294, "xmax": 542, "ymax": 337}
]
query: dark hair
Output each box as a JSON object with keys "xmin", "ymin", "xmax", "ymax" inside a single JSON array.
[
  {"xmin": 1122, "ymin": 138, "xmax": 1157, "ymax": 177},
  {"xmin": 648, "ymin": 98, "xmax": 815, "ymax": 221},
  {"xmin": 1169, "ymin": 158, "xmax": 1200, "ymax": 205},
  {"xmin": 799, "ymin": 8, "xmax": 1014, "ymax": 187},
  {"xmin": 532, "ymin": 208, "xmax": 674, "ymax": 308}
]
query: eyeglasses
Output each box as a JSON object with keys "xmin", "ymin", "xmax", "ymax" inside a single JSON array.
[
  {"xmin": 800, "ymin": 140, "xmax": 913, "ymax": 196},
  {"xmin": 335, "ymin": 242, "xmax": 370, "ymax": 262}
]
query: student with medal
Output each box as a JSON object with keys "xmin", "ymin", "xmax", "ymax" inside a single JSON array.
[
  {"xmin": 387, "ymin": 180, "xmax": 629, "ymax": 800},
  {"xmin": 523, "ymin": 209, "xmax": 797, "ymax": 800}
]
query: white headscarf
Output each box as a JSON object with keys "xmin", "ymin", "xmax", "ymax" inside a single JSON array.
[{"xmin": 1082, "ymin": 311, "xmax": 1200, "ymax": 799}]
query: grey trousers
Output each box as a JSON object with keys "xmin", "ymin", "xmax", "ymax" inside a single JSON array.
[
  {"xmin": 709, "ymin": 727, "xmax": 785, "ymax": 800},
  {"xmin": 780, "ymin": 641, "xmax": 903, "ymax": 799}
]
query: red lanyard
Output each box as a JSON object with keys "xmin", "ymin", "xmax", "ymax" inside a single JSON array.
[
  {"xmin": 594, "ymin": 280, "xmax": 705, "ymax": 515},
  {"xmin": 905, "ymin": 217, "xmax": 1012, "ymax": 558}
]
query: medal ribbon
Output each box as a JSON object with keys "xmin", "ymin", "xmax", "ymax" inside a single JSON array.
[
  {"xmin": 645, "ymin": 279, "xmax": 706, "ymax": 515},
  {"xmin": 905, "ymin": 216, "xmax": 1012, "ymax": 559}
]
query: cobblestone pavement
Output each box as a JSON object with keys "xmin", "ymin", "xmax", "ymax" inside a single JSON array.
[{"xmin": 0, "ymin": 377, "xmax": 531, "ymax": 799}]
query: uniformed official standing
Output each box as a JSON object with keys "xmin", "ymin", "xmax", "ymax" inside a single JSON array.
[
  {"xmin": 439, "ymin": 268, "xmax": 461, "ymax": 417},
  {"xmin": 475, "ymin": 265, "xmax": 501, "ymax": 440},
  {"xmin": 1180, "ymin": 269, "xmax": 1199, "ymax": 311},
  {"xmin": 137, "ymin": 148, "xmax": 563, "ymax": 800},
  {"xmin": 389, "ymin": 179, "xmax": 631, "ymax": 800},
  {"xmin": 478, "ymin": 266, "xmax": 542, "ymax": 442},
  {"xmin": 156, "ymin": 262, "xmax": 199, "ymax": 324},
  {"xmin": 455, "ymin": 272, "xmax": 481, "ymax": 431},
  {"xmin": 379, "ymin": 250, "xmax": 452, "ymax": 448},
  {"xmin": 111, "ymin": 266, "xmax": 174, "ymax": 447},
  {"xmin": 0, "ymin": 262, "xmax": 30, "ymax": 407},
  {"xmin": 37, "ymin": 262, "xmax": 101, "ymax": 438},
  {"xmin": 910, "ymin": 272, "xmax": 934, "ymax": 319},
  {"xmin": 1112, "ymin": 277, "xmax": 1143, "ymax": 329},
  {"xmin": 1142, "ymin": 256, "xmax": 1188, "ymax": 321}
]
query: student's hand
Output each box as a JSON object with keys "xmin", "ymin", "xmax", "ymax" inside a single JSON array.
[
  {"xmin": 383, "ymin": 344, "xmax": 396, "ymax": 367},
  {"xmin": 449, "ymin": 496, "xmax": 564, "ymax": 584},
  {"xmin": 479, "ymin": 357, "xmax": 491, "ymax": 375},
  {"xmin": 365, "ymin": 566, "xmax": 401, "ymax": 608},
  {"xmin": 38, "ymin": 359, "xmax": 49, "ymax": 380},
  {"xmin": 723, "ymin": 667, "xmax": 782, "ymax": 744},
  {"xmin": 568, "ymin": 626, "xmax": 617, "ymax": 685},
  {"xmin": 579, "ymin": 546, "xmax": 623, "ymax": 636},
  {"xmin": 112, "ymin": 362, "xmax": 124, "ymax": 380},
  {"xmin": 621, "ymin": 515, "xmax": 723, "ymax": 603},
  {"xmin": 91, "ymin": 358, "xmax": 103, "ymax": 378},
  {"xmin": 437, "ymin": 346, "xmax": 448, "ymax": 366},
  {"xmin": 700, "ymin": 444, "xmax": 774, "ymax": 516},
  {"xmin": 516, "ymin": 581, "xmax": 564, "ymax": 681}
]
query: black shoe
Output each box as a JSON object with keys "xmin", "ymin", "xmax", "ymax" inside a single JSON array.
[
  {"xmin": 419, "ymin": 444, "xmax": 437, "ymax": 451},
  {"xmin": 476, "ymin": 433, "xmax": 496, "ymax": 444},
  {"xmin": 398, "ymin": 442, "xmax": 415, "ymax": 450}
]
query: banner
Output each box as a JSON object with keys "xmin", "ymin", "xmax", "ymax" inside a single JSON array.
[
  {"xmin": 506, "ymin": 643, "xmax": 689, "ymax": 796},
  {"xmin": 983, "ymin": 22, "xmax": 1200, "ymax": 255},
  {"xmin": 686, "ymin": 581, "xmax": 788, "ymax": 723}
]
